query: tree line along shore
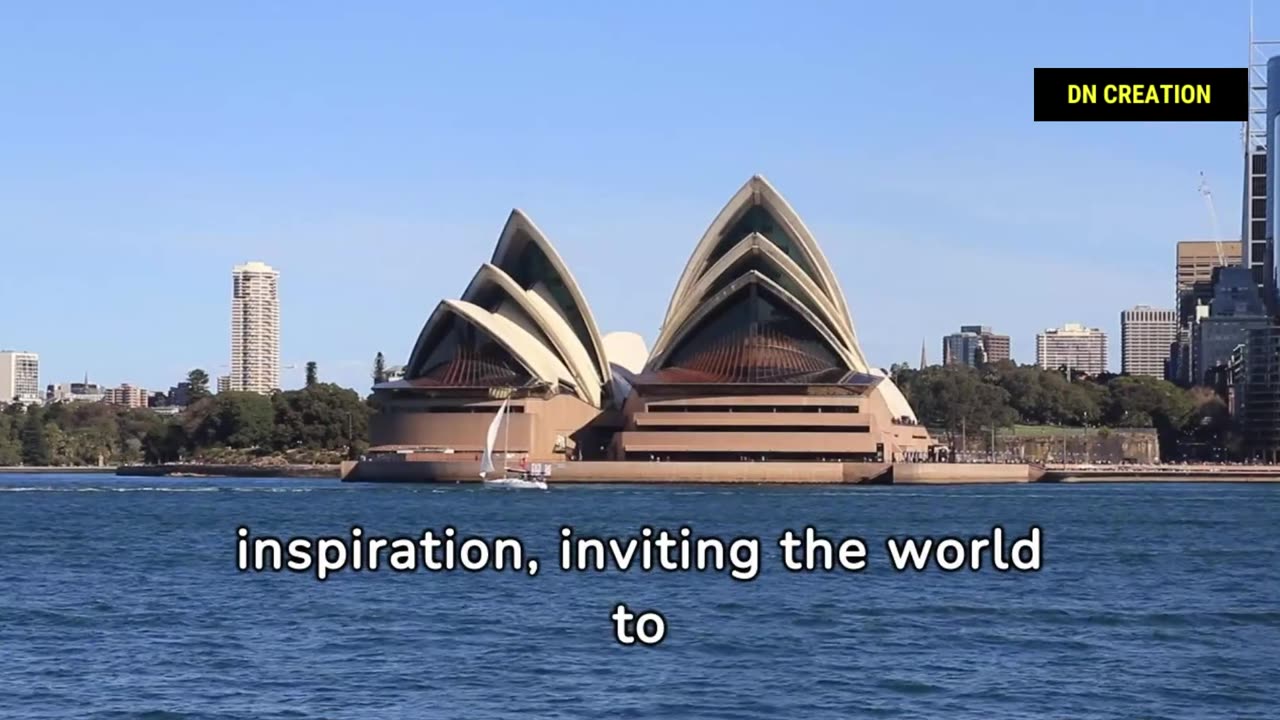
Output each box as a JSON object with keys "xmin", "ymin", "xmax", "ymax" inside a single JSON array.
[
  {"xmin": 0, "ymin": 367, "xmax": 371, "ymax": 468},
  {"xmin": 0, "ymin": 359, "xmax": 1235, "ymax": 468}
]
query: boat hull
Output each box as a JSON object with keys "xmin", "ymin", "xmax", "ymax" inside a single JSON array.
[{"xmin": 482, "ymin": 476, "xmax": 548, "ymax": 490}]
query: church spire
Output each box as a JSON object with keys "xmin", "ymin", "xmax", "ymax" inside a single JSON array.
[{"xmin": 920, "ymin": 339, "xmax": 927, "ymax": 369}]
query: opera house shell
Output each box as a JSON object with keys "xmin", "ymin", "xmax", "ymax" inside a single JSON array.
[{"xmin": 369, "ymin": 176, "xmax": 932, "ymax": 471}]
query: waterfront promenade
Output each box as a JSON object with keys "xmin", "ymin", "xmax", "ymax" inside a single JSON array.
[
  {"xmin": 336, "ymin": 459, "xmax": 1280, "ymax": 484},
  {"xmin": 8, "ymin": 460, "xmax": 1275, "ymax": 484}
]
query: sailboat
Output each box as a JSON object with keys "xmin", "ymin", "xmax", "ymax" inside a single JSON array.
[{"xmin": 480, "ymin": 396, "xmax": 547, "ymax": 490}]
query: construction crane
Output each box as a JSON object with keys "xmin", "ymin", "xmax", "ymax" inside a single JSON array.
[{"xmin": 1198, "ymin": 171, "xmax": 1227, "ymax": 265}]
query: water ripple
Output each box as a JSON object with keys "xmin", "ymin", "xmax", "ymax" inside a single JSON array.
[{"xmin": 0, "ymin": 474, "xmax": 1276, "ymax": 719}]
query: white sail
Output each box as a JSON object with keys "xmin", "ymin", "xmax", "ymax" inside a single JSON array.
[{"xmin": 479, "ymin": 397, "xmax": 509, "ymax": 478}]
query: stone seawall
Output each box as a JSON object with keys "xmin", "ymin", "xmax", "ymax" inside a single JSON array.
[
  {"xmin": 118, "ymin": 464, "xmax": 340, "ymax": 479},
  {"xmin": 0, "ymin": 466, "xmax": 118, "ymax": 474},
  {"xmin": 890, "ymin": 463, "xmax": 1040, "ymax": 484},
  {"xmin": 341, "ymin": 459, "xmax": 889, "ymax": 484},
  {"xmin": 340, "ymin": 460, "xmax": 1048, "ymax": 485}
]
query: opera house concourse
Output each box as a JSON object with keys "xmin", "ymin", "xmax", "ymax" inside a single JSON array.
[{"xmin": 349, "ymin": 176, "xmax": 935, "ymax": 482}]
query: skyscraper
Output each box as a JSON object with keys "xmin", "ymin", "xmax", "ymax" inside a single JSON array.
[
  {"xmin": 1192, "ymin": 266, "xmax": 1270, "ymax": 386},
  {"xmin": 942, "ymin": 329, "xmax": 983, "ymax": 367},
  {"xmin": 1176, "ymin": 241, "xmax": 1243, "ymax": 297},
  {"xmin": 1173, "ymin": 241, "xmax": 1243, "ymax": 384},
  {"xmin": 1036, "ymin": 323, "xmax": 1108, "ymax": 376},
  {"xmin": 1244, "ymin": 27, "xmax": 1275, "ymax": 293},
  {"xmin": 230, "ymin": 261, "xmax": 280, "ymax": 394},
  {"xmin": 0, "ymin": 351, "xmax": 40, "ymax": 404},
  {"xmin": 963, "ymin": 325, "xmax": 1010, "ymax": 363},
  {"xmin": 1120, "ymin": 306, "xmax": 1176, "ymax": 378},
  {"xmin": 941, "ymin": 325, "xmax": 1010, "ymax": 368}
]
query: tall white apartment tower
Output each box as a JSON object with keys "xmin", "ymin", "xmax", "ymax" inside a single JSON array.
[
  {"xmin": 230, "ymin": 261, "xmax": 280, "ymax": 394},
  {"xmin": 1120, "ymin": 305, "xmax": 1177, "ymax": 378},
  {"xmin": 0, "ymin": 351, "xmax": 41, "ymax": 404}
]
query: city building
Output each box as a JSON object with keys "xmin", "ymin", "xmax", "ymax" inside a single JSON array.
[
  {"xmin": 1120, "ymin": 306, "xmax": 1176, "ymax": 378},
  {"xmin": 230, "ymin": 261, "xmax": 280, "ymax": 394},
  {"xmin": 1244, "ymin": 46, "xmax": 1270, "ymax": 293},
  {"xmin": 1193, "ymin": 267, "xmax": 1270, "ymax": 386},
  {"xmin": 942, "ymin": 329, "xmax": 984, "ymax": 367},
  {"xmin": 1172, "ymin": 241, "xmax": 1243, "ymax": 385},
  {"xmin": 103, "ymin": 384, "xmax": 149, "ymax": 408},
  {"xmin": 365, "ymin": 176, "xmax": 933, "ymax": 476},
  {"xmin": 969, "ymin": 325, "xmax": 1011, "ymax": 364},
  {"xmin": 166, "ymin": 382, "xmax": 193, "ymax": 408},
  {"xmin": 1035, "ymin": 324, "xmax": 1107, "ymax": 376},
  {"xmin": 1236, "ymin": 326, "xmax": 1280, "ymax": 460},
  {"xmin": 216, "ymin": 375, "xmax": 231, "ymax": 394},
  {"xmin": 1177, "ymin": 240, "xmax": 1243, "ymax": 297},
  {"xmin": 941, "ymin": 325, "xmax": 1010, "ymax": 368},
  {"xmin": 46, "ymin": 381, "xmax": 106, "ymax": 404},
  {"xmin": 0, "ymin": 351, "xmax": 41, "ymax": 405}
]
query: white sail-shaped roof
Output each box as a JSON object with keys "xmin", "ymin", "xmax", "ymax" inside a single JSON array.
[
  {"xmin": 868, "ymin": 367, "xmax": 918, "ymax": 423},
  {"xmin": 651, "ymin": 232, "xmax": 862, "ymax": 367},
  {"xmin": 461, "ymin": 263, "xmax": 603, "ymax": 406},
  {"xmin": 490, "ymin": 209, "xmax": 611, "ymax": 386},
  {"xmin": 405, "ymin": 299, "xmax": 581, "ymax": 397},
  {"xmin": 650, "ymin": 175, "xmax": 868, "ymax": 373},
  {"xmin": 648, "ymin": 270, "xmax": 859, "ymax": 372}
]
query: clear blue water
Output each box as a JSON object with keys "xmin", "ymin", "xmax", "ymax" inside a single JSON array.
[{"xmin": 1, "ymin": 475, "xmax": 1277, "ymax": 720}]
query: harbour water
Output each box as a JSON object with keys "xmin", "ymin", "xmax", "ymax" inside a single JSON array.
[{"xmin": 1, "ymin": 474, "xmax": 1277, "ymax": 719}]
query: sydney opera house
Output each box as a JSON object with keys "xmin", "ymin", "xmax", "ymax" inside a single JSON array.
[{"xmin": 356, "ymin": 176, "xmax": 934, "ymax": 480}]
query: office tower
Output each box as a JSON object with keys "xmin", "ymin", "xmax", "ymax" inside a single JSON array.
[
  {"xmin": 0, "ymin": 351, "xmax": 40, "ymax": 404},
  {"xmin": 1176, "ymin": 241, "xmax": 1243, "ymax": 296},
  {"xmin": 942, "ymin": 325, "xmax": 1011, "ymax": 368},
  {"xmin": 1193, "ymin": 267, "xmax": 1270, "ymax": 386},
  {"xmin": 1173, "ymin": 241, "xmax": 1243, "ymax": 384},
  {"xmin": 1120, "ymin": 306, "xmax": 1176, "ymax": 378},
  {"xmin": 230, "ymin": 261, "xmax": 280, "ymax": 394},
  {"xmin": 1238, "ymin": 326, "xmax": 1280, "ymax": 460},
  {"xmin": 942, "ymin": 330, "xmax": 982, "ymax": 367},
  {"xmin": 1247, "ymin": 22, "xmax": 1280, "ymax": 295},
  {"xmin": 216, "ymin": 375, "xmax": 230, "ymax": 394},
  {"xmin": 962, "ymin": 325, "xmax": 1010, "ymax": 363},
  {"xmin": 1241, "ymin": 52, "xmax": 1280, "ymax": 459},
  {"xmin": 1035, "ymin": 323, "xmax": 1108, "ymax": 376}
]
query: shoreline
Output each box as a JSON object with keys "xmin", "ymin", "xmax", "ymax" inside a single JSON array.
[
  {"xmin": 1, "ymin": 463, "xmax": 1276, "ymax": 484},
  {"xmin": 337, "ymin": 460, "xmax": 1280, "ymax": 485},
  {"xmin": 0, "ymin": 466, "xmax": 118, "ymax": 474},
  {"xmin": 116, "ymin": 464, "xmax": 340, "ymax": 479}
]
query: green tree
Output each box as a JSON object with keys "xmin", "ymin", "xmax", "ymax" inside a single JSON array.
[
  {"xmin": 0, "ymin": 414, "xmax": 21, "ymax": 465},
  {"xmin": 901, "ymin": 365, "xmax": 1017, "ymax": 440},
  {"xmin": 305, "ymin": 361, "xmax": 318, "ymax": 388},
  {"xmin": 20, "ymin": 407, "xmax": 50, "ymax": 465},
  {"xmin": 187, "ymin": 368, "xmax": 211, "ymax": 401},
  {"xmin": 271, "ymin": 383, "xmax": 371, "ymax": 452},
  {"xmin": 191, "ymin": 392, "xmax": 275, "ymax": 449},
  {"xmin": 143, "ymin": 422, "xmax": 189, "ymax": 464},
  {"xmin": 373, "ymin": 352, "xmax": 387, "ymax": 384},
  {"xmin": 1103, "ymin": 375, "xmax": 1192, "ymax": 428}
]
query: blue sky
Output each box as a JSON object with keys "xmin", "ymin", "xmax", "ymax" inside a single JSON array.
[{"xmin": 0, "ymin": 1, "xmax": 1273, "ymax": 392}]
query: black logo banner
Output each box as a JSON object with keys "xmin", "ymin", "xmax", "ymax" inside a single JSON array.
[{"xmin": 1034, "ymin": 68, "xmax": 1248, "ymax": 121}]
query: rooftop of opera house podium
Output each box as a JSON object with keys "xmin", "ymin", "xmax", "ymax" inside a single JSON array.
[{"xmin": 363, "ymin": 175, "xmax": 934, "ymax": 475}]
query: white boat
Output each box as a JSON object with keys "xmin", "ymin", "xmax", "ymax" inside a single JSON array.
[
  {"xmin": 479, "ymin": 396, "xmax": 548, "ymax": 490},
  {"xmin": 482, "ymin": 475, "xmax": 547, "ymax": 490}
]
